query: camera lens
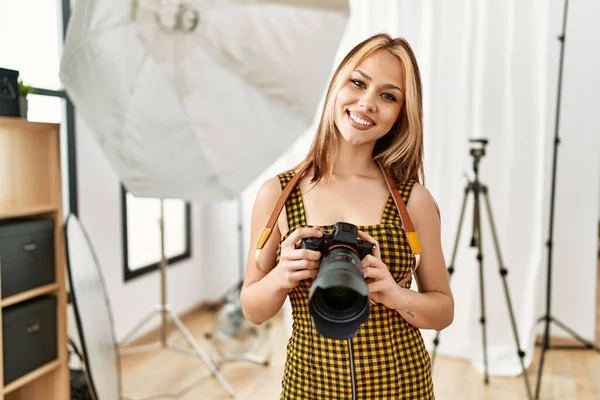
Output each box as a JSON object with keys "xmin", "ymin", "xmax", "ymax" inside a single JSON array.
[
  {"xmin": 308, "ymin": 246, "xmax": 370, "ymax": 339},
  {"xmin": 322, "ymin": 286, "xmax": 358, "ymax": 311}
]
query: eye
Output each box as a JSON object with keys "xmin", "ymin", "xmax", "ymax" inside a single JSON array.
[
  {"xmin": 382, "ymin": 93, "xmax": 397, "ymax": 102},
  {"xmin": 351, "ymin": 79, "xmax": 365, "ymax": 88}
]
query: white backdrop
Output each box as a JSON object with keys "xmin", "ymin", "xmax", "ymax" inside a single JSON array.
[{"xmin": 234, "ymin": 0, "xmax": 600, "ymax": 377}]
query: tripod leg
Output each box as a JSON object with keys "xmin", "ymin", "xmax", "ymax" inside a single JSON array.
[
  {"xmin": 241, "ymin": 352, "xmax": 269, "ymax": 365},
  {"xmin": 482, "ymin": 189, "xmax": 533, "ymax": 400},
  {"xmin": 473, "ymin": 189, "xmax": 490, "ymax": 386},
  {"xmin": 167, "ymin": 310, "xmax": 236, "ymax": 398},
  {"xmin": 535, "ymin": 322, "xmax": 550, "ymax": 399},
  {"xmin": 431, "ymin": 185, "xmax": 470, "ymax": 368},
  {"xmin": 119, "ymin": 308, "xmax": 162, "ymax": 349},
  {"xmin": 545, "ymin": 317, "xmax": 600, "ymax": 352},
  {"xmin": 216, "ymin": 352, "xmax": 270, "ymax": 366}
]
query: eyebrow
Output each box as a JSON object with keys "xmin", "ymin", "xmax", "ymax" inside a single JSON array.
[{"xmin": 354, "ymin": 69, "xmax": 403, "ymax": 92}]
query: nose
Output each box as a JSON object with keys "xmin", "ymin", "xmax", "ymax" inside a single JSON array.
[{"xmin": 357, "ymin": 90, "xmax": 376, "ymax": 112}]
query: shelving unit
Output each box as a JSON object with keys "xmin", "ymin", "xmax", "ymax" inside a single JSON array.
[{"xmin": 0, "ymin": 117, "xmax": 69, "ymax": 399}]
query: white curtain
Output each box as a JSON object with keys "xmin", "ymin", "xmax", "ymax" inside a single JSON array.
[{"xmin": 242, "ymin": 0, "xmax": 600, "ymax": 377}]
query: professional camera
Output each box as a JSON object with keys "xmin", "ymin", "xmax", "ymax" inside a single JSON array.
[{"xmin": 301, "ymin": 222, "xmax": 373, "ymax": 339}]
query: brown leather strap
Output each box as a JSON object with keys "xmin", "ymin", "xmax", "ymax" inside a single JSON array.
[
  {"xmin": 377, "ymin": 162, "xmax": 422, "ymax": 287},
  {"xmin": 377, "ymin": 163, "xmax": 421, "ymax": 254},
  {"xmin": 254, "ymin": 162, "xmax": 310, "ymax": 272}
]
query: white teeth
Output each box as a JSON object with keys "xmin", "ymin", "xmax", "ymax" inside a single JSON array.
[{"xmin": 349, "ymin": 112, "xmax": 373, "ymax": 126}]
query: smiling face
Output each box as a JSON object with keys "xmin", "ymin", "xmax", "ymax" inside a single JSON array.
[
  {"xmin": 303, "ymin": 33, "xmax": 424, "ymax": 185},
  {"xmin": 333, "ymin": 49, "xmax": 405, "ymax": 146}
]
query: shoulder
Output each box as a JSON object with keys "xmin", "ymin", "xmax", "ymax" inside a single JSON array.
[
  {"xmin": 252, "ymin": 174, "xmax": 291, "ymax": 238},
  {"xmin": 254, "ymin": 175, "xmax": 283, "ymax": 207},
  {"xmin": 406, "ymin": 183, "xmax": 441, "ymax": 226},
  {"xmin": 407, "ymin": 182, "xmax": 432, "ymax": 203}
]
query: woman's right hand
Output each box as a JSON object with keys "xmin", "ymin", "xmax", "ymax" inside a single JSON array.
[{"xmin": 275, "ymin": 226, "xmax": 324, "ymax": 290}]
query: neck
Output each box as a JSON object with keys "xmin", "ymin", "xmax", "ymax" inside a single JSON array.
[{"xmin": 330, "ymin": 139, "xmax": 380, "ymax": 179}]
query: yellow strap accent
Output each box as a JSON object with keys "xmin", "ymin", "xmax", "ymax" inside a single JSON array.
[
  {"xmin": 255, "ymin": 228, "xmax": 274, "ymax": 273},
  {"xmin": 256, "ymin": 228, "xmax": 272, "ymax": 249},
  {"xmin": 406, "ymin": 231, "xmax": 421, "ymax": 255},
  {"xmin": 398, "ymin": 232, "xmax": 422, "ymax": 288}
]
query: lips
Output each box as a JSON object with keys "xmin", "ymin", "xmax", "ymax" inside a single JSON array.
[
  {"xmin": 347, "ymin": 110, "xmax": 376, "ymax": 129},
  {"xmin": 348, "ymin": 111, "xmax": 375, "ymax": 125}
]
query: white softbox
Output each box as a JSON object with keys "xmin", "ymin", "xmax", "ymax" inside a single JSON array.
[{"xmin": 60, "ymin": 0, "xmax": 349, "ymax": 201}]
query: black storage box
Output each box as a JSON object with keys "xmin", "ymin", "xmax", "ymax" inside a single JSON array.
[
  {"xmin": 0, "ymin": 218, "xmax": 56, "ymax": 299},
  {"xmin": 2, "ymin": 295, "xmax": 58, "ymax": 385},
  {"xmin": 0, "ymin": 68, "xmax": 19, "ymax": 117}
]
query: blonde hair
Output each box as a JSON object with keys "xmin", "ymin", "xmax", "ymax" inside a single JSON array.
[{"xmin": 297, "ymin": 33, "xmax": 424, "ymax": 185}]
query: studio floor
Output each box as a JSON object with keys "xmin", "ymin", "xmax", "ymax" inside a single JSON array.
[{"xmin": 119, "ymin": 302, "xmax": 600, "ymax": 400}]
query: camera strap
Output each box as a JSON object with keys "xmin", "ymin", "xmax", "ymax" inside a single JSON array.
[
  {"xmin": 254, "ymin": 162, "xmax": 311, "ymax": 273},
  {"xmin": 377, "ymin": 162, "xmax": 422, "ymax": 287},
  {"xmin": 255, "ymin": 161, "xmax": 422, "ymax": 286}
]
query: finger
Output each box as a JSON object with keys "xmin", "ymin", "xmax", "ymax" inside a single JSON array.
[
  {"xmin": 368, "ymin": 292, "xmax": 381, "ymax": 305},
  {"xmin": 283, "ymin": 226, "xmax": 323, "ymax": 249},
  {"xmin": 361, "ymin": 254, "xmax": 384, "ymax": 270},
  {"xmin": 362, "ymin": 265, "xmax": 383, "ymax": 280},
  {"xmin": 285, "ymin": 248, "xmax": 322, "ymax": 262},
  {"xmin": 357, "ymin": 230, "xmax": 381, "ymax": 259},
  {"xmin": 283, "ymin": 259, "xmax": 320, "ymax": 271},
  {"xmin": 367, "ymin": 281, "xmax": 386, "ymax": 294},
  {"xmin": 356, "ymin": 229, "xmax": 374, "ymax": 242},
  {"xmin": 289, "ymin": 268, "xmax": 319, "ymax": 282}
]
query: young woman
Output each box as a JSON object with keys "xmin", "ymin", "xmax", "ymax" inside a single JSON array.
[{"xmin": 240, "ymin": 33, "xmax": 454, "ymax": 399}]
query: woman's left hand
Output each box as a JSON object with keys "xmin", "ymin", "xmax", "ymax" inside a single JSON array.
[{"xmin": 357, "ymin": 230, "xmax": 401, "ymax": 310}]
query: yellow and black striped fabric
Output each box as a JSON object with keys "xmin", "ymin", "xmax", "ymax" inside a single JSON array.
[{"xmin": 276, "ymin": 170, "xmax": 434, "ymax": 400}]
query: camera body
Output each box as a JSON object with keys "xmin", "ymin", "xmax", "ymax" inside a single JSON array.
[
  {"xmin": 300, "ymin": 222, "xmax": 374, "ymax": 259},
  {"xmin": 300, "ymin": 222, "xmax": 373, "ymax": 340}
]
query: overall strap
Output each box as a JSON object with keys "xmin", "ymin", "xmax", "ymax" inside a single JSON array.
[{"xmin": 255, "ymin": 162, "xmax": 422, "ymax": 287}]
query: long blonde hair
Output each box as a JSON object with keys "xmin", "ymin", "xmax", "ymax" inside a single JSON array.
[{"xmin": 298, "ymin": 33, "xmax": 424, "ymax": 185}]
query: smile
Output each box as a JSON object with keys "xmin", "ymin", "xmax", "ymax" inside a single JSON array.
[{"xmin": 348, "ymin": 111, "xmax": 375, "ymax": 127}]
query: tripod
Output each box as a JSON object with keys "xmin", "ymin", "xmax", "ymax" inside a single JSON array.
[
  {"xmin": 119, "ymin": 199, "xmax": 235, "ymax": 398},
  {"xmin": 430, "ymin": 138, "xmax": 532, "ymax": 400},
  {"xmin": 534, "ymin": 0, "xmax": 600, "ymax": 398},
  {"xmin": 204, "ymin": 196, "xmax": 271, "ymax": 368}
]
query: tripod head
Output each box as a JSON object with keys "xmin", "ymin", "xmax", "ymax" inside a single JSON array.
[{"xmin": 469, "ymin": 138, "xmax": 488, "ymax": 177}]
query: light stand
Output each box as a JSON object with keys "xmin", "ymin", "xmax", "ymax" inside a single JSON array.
[
  {"xmin": 119, "ymin": 199, "xmax": 235, "ymax": 398},
  {"xmin": 430, "ymin": 139, "xmax": 532, "ymax": 400},
  {"xmin": 205, "ymin": 196, "xmax": 271, "ymax": 367},
  {"xmin": 534, "ymin": 0, "xmax": 600, "ymax": 398}
]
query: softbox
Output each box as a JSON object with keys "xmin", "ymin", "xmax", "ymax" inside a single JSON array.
[{"xmin": 59, "ymin": 0, "xmax": 350, "ymax": 201}]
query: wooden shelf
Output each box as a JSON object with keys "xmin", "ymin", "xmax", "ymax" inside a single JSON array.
[
  {"xmin": 0, "ymin": 284, "xmax": 59, "ymax": 309},
  {"xmin": 0, "ymin": 118, "xmax": 62, "ymax": 210},
  {"xmin": 0, "ymin": 118, "xmax": 69, "ymax": 398},
  {"xmin": 0, "ymin": 204, "xmax": 58, "ymax": 220},
  {"xmin": 2, "ymin": 360, "xmax": 60, "ymax": 395}
]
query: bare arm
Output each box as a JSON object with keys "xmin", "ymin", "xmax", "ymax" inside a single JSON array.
[
  {"xmin": 240, "ymin": 176, "xmax": 322, "ymax": 325},
  {"xmin": 395, "ymin": 183, "xmax": 454, "ymax": 330},
  {"xmin": 240, "ymin": 177, "xmax": 289, "ymax": 325},
  {"xmin": 361, "ymin": 183, "xmax": 454, "ymax": 330}
]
